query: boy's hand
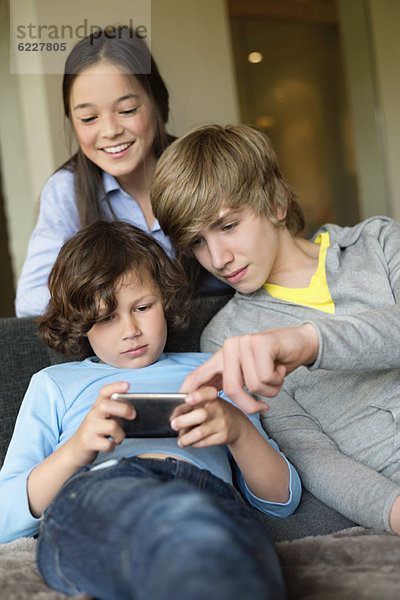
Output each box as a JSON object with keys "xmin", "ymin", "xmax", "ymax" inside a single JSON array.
[
  {"xmin": 179, "ymin": 324, "xmax": 319, "ymax": 414},
  {"xmin": 27, "ymin": 382, "xmax": 136, "ymax": 519},
  {"xmin": 67, "ymin": 381, "xmax": 136, "ymax": 467},
  {"xmin": 170, "ymin": 386, "xmax": 249, "ymax": 448}
]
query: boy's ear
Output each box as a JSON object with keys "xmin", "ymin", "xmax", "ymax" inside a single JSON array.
[{"xmin": 276, "ymin": 205, "xmax": 287, "ymax": 222}]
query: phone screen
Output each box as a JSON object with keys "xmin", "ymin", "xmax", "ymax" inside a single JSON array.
[{"xmin": 111, "ymin": 393, "xmax": 187, "ymax": 438}]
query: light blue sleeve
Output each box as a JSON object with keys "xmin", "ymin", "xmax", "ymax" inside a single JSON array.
[
  {"xmin": 229, "ymin": 407, "xmax": 302, "ymax": 518},
  {"xmin": 0, "ymin": 372, "xmax": 65, "ymax": 542},
  {"xmin": 15, "ymin": 169, "xmax": 81, "ymax": 318}
]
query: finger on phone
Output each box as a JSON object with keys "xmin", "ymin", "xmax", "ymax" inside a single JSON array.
[
  {"xmin": 184, "ymin": 386, "xmax": 218, "ymax": 407},
  {"xmin": 171, "ymin": 405, "xmax": 207, "ymax": 432},
  {"xmin": 170, "ymin": 403, "xmax": 193, "ymax": 422},
  {"xmin": 102, "ymin": 398, "xmax": 136, "ymax": 420}
]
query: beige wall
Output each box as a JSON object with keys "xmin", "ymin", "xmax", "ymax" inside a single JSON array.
[
  {"xmin": 2, "ymin": 0, "xmax": 400, "ymax": 287},
  {"xmin": 1, "ymin": 0, "xmax": 239, "ymax": 283},
  {"xmin": 1, "ymin": 0, "xmax": 54, "ymax": 283},
  {"xmin": 369, "ymin": 0, "xmax": 400, "ymax": 220},
  {"xmin": 151, "ymin": 0, "xmax": 239, "ymax": 136},
  {"xmin": 338, "ymin": 0, "xmax": 400, "ymax": 220}
]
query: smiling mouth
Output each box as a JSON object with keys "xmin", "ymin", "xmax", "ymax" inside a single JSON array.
[{"xmin": 102, "ymin": 142, "xmax": 134, "ymax": 154}]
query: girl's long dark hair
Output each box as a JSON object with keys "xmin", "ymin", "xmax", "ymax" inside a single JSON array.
[{"xmin": 61, "ymin": 25, "xmax": 172, "ymax": 227}]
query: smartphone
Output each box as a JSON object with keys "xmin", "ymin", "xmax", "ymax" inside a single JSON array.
[{"xmin": 110, "ymin": 392, "xmax": 187, "ymax": 438}]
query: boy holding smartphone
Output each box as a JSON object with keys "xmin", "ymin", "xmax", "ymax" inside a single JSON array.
[{"xmin": 0, "ymin": 220, "xmax": 300, "ymax": 600}]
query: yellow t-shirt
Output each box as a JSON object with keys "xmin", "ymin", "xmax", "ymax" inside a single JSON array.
[{"xmin": 263, "ymin": 231, "xmax": 335, "ymax": 314}]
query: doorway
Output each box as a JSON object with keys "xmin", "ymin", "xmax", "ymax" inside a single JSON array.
[
  {"xmin": 228, "ymin": 0, "xmax": 360, "ymax": 236},
  {"xmin": 0, "ymin": 162, "xmax": 15, "ymax": 317}
]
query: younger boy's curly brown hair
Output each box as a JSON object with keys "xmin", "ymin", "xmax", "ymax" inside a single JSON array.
[{"xmin": 37, "ymin": 221, "xmax": 193, "ymax": 358}]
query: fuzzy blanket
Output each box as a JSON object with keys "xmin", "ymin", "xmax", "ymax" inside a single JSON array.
[
  {"xmin": 2, "ymin": 528, "xmax": 399, "ymax": 599},
  {"xmin": 277, "ymin": 527, "xmax": 400, "ymax": 599},
  {"xmin": 0, "ymin": 537, "xmax": 90, "ymax": 600}
]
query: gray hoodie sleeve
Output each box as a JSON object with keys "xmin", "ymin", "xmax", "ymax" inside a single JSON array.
[
  {"xmin": 310, "ymin": 306, "xmax": 400, "ymax": 371},
  {"xmin": 310, "ymin": 218, "xmax": 400, "ymax": 372},
  {"xmin": 262, "ymin": 388, "xmax": 400, "ymax": 532}
]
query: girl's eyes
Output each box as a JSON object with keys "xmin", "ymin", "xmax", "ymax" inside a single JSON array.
[
  {"xmin": 79, "ymin": 107, "xmax": 138, "ymax": 124},
  {"xmin": 120, "ymin": 107, "xmax": 138, "ymax": 115}
]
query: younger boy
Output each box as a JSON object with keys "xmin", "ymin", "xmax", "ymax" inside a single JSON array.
[
  {"xmin": 0, "ymin": 221, "xmax": 300, "ymax": 600},
  {"xmin": 151, "ymin": 123, "xmax": 400, "ymax": 534}
]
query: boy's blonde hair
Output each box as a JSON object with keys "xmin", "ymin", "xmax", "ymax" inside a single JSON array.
[{"xmin": 151, "ymin": 124, "xmax": 305, "ymax": 250}]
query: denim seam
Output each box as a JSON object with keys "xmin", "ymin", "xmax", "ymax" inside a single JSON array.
[{"xmin": 38, "ymin": 521, "xmax": 82, "ymax": 595}]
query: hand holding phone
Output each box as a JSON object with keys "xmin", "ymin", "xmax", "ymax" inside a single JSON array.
[{"xmin": 111, "ymin": 393, "xmax": 187, "ymax": 438}]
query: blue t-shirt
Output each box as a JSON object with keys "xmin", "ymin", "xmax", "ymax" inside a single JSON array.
[{"xmin": 0, "ymin": 353, "xmax": 301, "ymax": 542}]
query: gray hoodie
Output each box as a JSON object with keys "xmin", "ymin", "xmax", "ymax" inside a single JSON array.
[{"xmin": 201, "ymin": 216, "xmax": 400, "ymax": 531}]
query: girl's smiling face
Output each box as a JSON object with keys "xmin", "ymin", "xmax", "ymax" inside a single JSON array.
[{"xmin": 69, "ymin": 62, "xmax": 156, "ymax": 186}]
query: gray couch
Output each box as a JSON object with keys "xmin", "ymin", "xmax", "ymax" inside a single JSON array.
[{"xmin": 0, "ymin": 293, "xmax": 354, "ymax": 542}]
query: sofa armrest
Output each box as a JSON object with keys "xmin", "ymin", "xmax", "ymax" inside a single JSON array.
[{"xmin": 0, "ymin": 318, "xmax": 51, "ymax": 466}]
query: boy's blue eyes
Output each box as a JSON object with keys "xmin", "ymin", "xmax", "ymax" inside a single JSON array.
[
  {"xmin": 190, "ymin": 221, "xmax": 238, "ymax": 249},
  {"xmin": 97, "ymin": 305, "xmax": 151, "ymax": 323}
]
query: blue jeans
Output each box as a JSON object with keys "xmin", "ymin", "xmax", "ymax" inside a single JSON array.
[{"xmin": 37, "ymin": 457, "xmax": 286, "ymax": 600}]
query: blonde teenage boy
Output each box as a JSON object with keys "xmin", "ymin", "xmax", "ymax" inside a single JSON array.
[{"xmin": 151, "ymin": 123, "xmax": 400, "ymax": 534}]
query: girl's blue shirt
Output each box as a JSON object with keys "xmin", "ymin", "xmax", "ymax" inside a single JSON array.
[{"xmin": 15, "ymin": 169, "xmax": 173, "ymax": 318}]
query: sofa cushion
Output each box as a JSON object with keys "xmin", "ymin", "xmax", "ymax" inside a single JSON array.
[{"xmin": 256, "ymin": 489, "xmax": 355, "ymax": 541}]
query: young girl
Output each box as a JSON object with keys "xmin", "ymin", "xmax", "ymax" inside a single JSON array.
[
  {"xmin": 15, "ymin": 25, "xmax": 173, "ymax": 318},
  {"xmin": 1, "ymin": 220, "xmax": 301, "ymax": 600}
]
